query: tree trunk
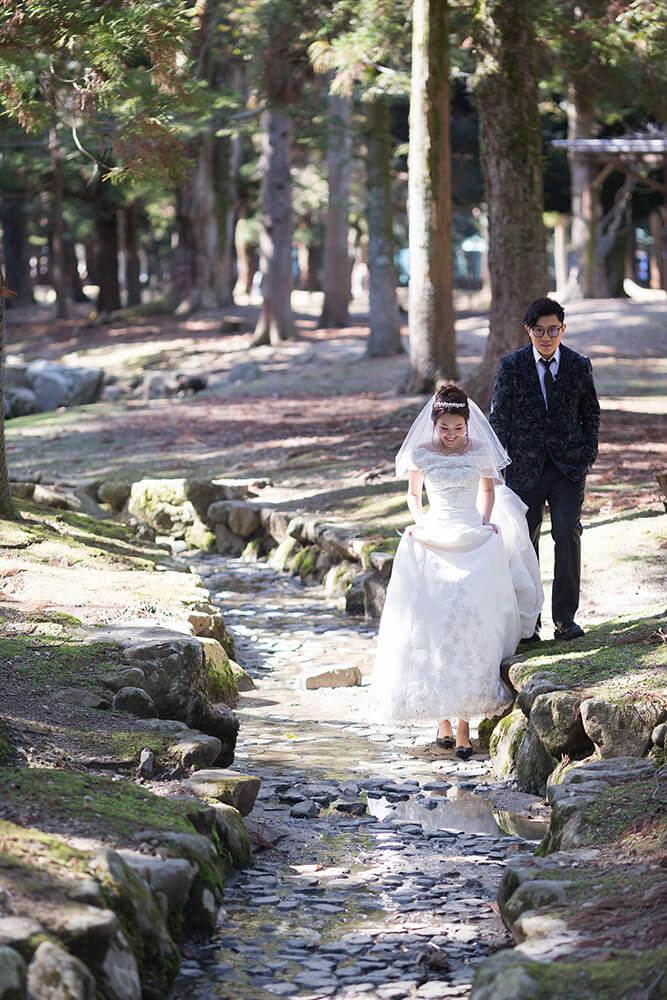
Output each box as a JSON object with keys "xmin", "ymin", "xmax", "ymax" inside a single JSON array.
[
  {"xmin": 0, "ymin": 252, "xmax": 20, "ymax": 520},
  {"xmin": 64, "ymin": 238, "xmax": 86, "ymax": 302},
  {"xmin": 124, "ymin": 202, "xmax": 142, "ymax": 306},
  {"xmin": 365, "ymin": 97, "xmax": 402, "ymax": 357},
  {"xmin": 50, "ymin": 128, "xmax": 67, "ymax": 319},
  {"xmin": 252, "ymin": 109, "xmax": 296, "ymax": 345},
  {"xmin": 553, "ymin": 214, "xmax": 568, "ymax": 294},
  {"xmin": 320, "ymin": 92, "xmax": 352, "ymax": 328},
  {"xmin": 405, "ymin": 0, "xmax": 456, "ymax": 392},
  {"xmin": 649, "ymin": 209, "xmax": 664, "ymax": 290},
  {"xmin": 176, "ymin": 133, "xmax": 225, "ymax": 312},
  {"xmin": 568, "ymin": 80, "xmax": 596, "ymax": 299},
  {"xmin": 0, "ymin": 196, "xmax": 33, "ymax": 305},
  {"xmin": 468, "ymin": 0, "xmax": 547, "ymax": 411},
  {"xmin": 95, "ymin": 185, "xmax": 121, "ymax": 314}
]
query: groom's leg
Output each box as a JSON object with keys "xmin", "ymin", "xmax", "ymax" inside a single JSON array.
[
  {"xmin": 547, "ymin": 472, "xmax": 586, "ymax": 625},
  {"xmin": 515, "ymin": 476, "xmax": 548, "ymax": 632}
]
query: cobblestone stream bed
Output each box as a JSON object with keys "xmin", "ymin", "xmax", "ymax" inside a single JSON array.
[{"xmin": 172, "ymin": 556, "xmax": 549, "ymax": 1000}]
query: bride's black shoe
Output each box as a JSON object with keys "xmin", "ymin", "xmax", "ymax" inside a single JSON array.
[
  {"xmin": 436, "ymin": 732, "xmax": 455, "ymax": 749},
  {"xmin": 456, "ymin": 745, "xmax": 473, "ymax": 760}
]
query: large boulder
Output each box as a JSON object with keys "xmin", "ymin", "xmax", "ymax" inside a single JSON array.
[
  {"xmin": 27, "ymin": 940, "xmax": 97, "ymax": 999},
  {"xmin": 530, "ymin": 691, "xmax": 593, "ymax": 759},
  {"xmin": 579, "ymin": 696, "xmax": 667, "ymax": 758},
  {"xmin": 24, "ymin": 359, "xmax": 105, "ymax": 410},
  {"xmin": 515, "ymin": 723, "xmax": 556, "ymax": 795},
  {"xmin": 4, "ymin": 386, "xmax": 39, "ymax": 419},
  {"xmin": 0, "ymin": 946, "xmax": 26, "ymax": 999},
  {"xmin": 490, "ymin": 708, "xmax": 528, "ymax": 780},
  {"xmin": 128, "ymin": 479, "xmax": 238, "ymax": 538}
]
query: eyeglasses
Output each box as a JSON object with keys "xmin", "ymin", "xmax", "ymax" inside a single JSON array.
[{"xmin": 529, "ymin": 325, "xmax": 563, "ymax": 338}]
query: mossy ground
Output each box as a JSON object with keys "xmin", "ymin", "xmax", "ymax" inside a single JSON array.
[{"xmin": 512, "ymin": 608, "xmax": 667, "ymax": 701}]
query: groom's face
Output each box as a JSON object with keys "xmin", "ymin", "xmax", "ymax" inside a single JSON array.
[{"xmin": 525, "ymin": 313, "xmax": 565, "ymax": 360}]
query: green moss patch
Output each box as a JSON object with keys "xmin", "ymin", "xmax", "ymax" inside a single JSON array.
[
  {"xmin": 509, "ymin": 609, "xmax": 667, "ymax": 700},
  {"xmin": 0, "ymin": 768, "xmax": 200, "ymax": 844},
  {"xmin": 0, "ymin": 630, "xmax": 120, "ymax": 686}
]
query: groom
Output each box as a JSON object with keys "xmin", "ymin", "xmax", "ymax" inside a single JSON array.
[{"xmin": 489, "ymin": 297, "xmax": 600, "ymax": 641}]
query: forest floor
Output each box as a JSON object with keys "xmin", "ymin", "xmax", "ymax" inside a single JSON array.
[{"xmin": 5, "ymin": 292, "xmax": 667, "ymax": 630}]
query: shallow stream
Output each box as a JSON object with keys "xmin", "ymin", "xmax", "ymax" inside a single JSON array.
[{"xmin": 171, "ymin": 555, "xmax": 548, "ymax": 1000}]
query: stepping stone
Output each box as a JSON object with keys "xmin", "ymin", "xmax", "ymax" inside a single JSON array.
[{"xmin": 185, "ymin": 770, "xmax": 261, "ymax": 815}]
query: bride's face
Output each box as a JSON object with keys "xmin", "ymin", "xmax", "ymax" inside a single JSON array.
[{"xmin": 435, "ymin": 413, "xmax": 467, "ymax": 450}]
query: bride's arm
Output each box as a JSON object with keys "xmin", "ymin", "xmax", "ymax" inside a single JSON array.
[
  {"xmin": 480, "ymin": 476, "xmax": 496, "ymax": 526},
  {"xmin": 407, "ymin": 471, "xmax": 424, "ymax": 526}
]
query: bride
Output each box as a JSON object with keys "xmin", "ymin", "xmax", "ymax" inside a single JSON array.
[{"xmin": 370, "ymin": 384, "xmax": 543, "ymax": 760}]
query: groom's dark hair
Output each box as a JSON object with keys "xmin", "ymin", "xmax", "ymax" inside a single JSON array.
[{"xmin": 524, "ymin": 297, "xmax": 565, "ymax": 327}]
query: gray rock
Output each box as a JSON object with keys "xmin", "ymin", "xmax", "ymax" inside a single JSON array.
[
  {"xmin": 300, "ymin": 666, "xmax": 362, "ymax": 689},
  {"xmin": 97, "ymin": 481, "xmax": 132, "ymax": 511},
  {"xmin": 268, "ymin": 536, "xmax": 300, "ymax": 571},
  {"xmin": 61, "ymin": 688, "xmax": 110, "ymax": 710},
  {"xmin": 579, "ymin": 696, "xmax": 666, "ymax": 758},
  {"xmin": 99, "ymin": 928, "xmax": 141, "ymax": 1000},
  {"xmin": 0, "ymin": 916, "xmax": 44, "ymax": 957},
  {"xmin": 112, "ymin": 686, "xmax": 156, "ymax": 718},
  {"xmin": 515, "ymin": 723, "xmax": 556, "ymax": 795},
  {"xmin": 291, "ymin": 799, "xmax": 320, "ymax": 818},
  {"xmin": 530, "ymin": 690, "xmax": 593, "ymax": 758},
  {"xmin": 502, "ymin": 878, "xmax": 573, "ymax": 925},
  {"xmin": 652, "ymin": 723, "xmax": 667, "ymax": 748},
  {"xmin": 32, "ymin": 483, "xmax": 77, "ymax": 510},
  {"xmin": 27, "ymin": 940, "xmax": 96, "ymax": 999},
  {"xmin": 138, "ymin": 748, "xmax": 155, "ymax": 777},
  {"xmin": 211, "ymin": 803, "xmax": 254, "ymax": 869},
  {"xmin": 214, "ymin": 522, "xmax": 246, "ymax": 556},
  {"xmin": 101, "ymin": 667, "xmax": 146, "ymax": 692},
  {"xmin": 185, "ymin": 770, "xmax": 261, "ymax": 815},
  {"xmin": 115, "ymin": 852, "xmax": 197, "ymax": 910},
  {"xmin": 172, "ymin": 731, "xmax": 222, "ymax": 769},
  {"xmin": 516, "ymin": 674, "xmax": 565, "ymax": 716},
  {"xmin": 25, "ymin": 359, "xmax": 104, "ymax": 410},
  {"xmin": 0, "ymin": 946, "xmax": 26, "ymax": 999},
  {"xmin": 4, "ymin": 386, "xmax": 39, "ymax": 418},
  {"xmin": 489, "ymin": 708, "xmax": 528, "ymax": 780},
  {"xmin": 227, "ymin": 360, "xmax": 262, "ymax": 383},
  {"xmin": 470, "ymin": 950, "xmax": 542, "ymax": 1000}
]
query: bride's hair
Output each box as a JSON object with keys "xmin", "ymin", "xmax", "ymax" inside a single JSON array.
[{"xmin": 431, "ymin": 384, "xmax": 470, "ymax": 422}]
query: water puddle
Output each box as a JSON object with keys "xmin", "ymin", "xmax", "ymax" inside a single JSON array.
[{"xmin": 366, "ymin": 788, "xmax": 548, "ymax": 842}]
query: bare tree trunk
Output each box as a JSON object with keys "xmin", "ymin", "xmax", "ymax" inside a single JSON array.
[
  {"xmin": 252, "ymin": 109, "xmax": 296, "ymax": 345},
  {"xmin": 50, "ymin": 128, "xmax": 67, "ymax": 319},
  {"xmin": 0, "ymin": 196, "xmax": 33, "ymax": 305},
  {"xmin": 124, "ymin": 202, "xmax": 142, "ymax": 306},
  {"xmin": 365, "ymin": 97, "xmax": 402, "ymax": 357},
  {"xmin": 0, "ymin": 252, "xmax": 19, "ymax": 520},
  {"xmin": 467, "ymin": 0, "xmax": 547, "ymax": 411},
  {"xmin": 649, "ymin": 209, "xmax": 664, "ymax": 290},
  {"xmin": 176, "ymin": 133, "xmax": 225, "ymax": 312},
  {"xmin": 95, "ymin": 183, "xmax": 121, "ymax": 314},
  {"xmin": 320, "ymin": 92, "xmax": 352, "ymax": 328},
  {"xmin": 405, "ymin": 0, "xmax": 456, "ymax": 392},
  {"xmin": 568, "ymin": 80, "xmax": 596, "ymax": 299}
]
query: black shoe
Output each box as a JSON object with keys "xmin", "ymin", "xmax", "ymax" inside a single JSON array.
[
  {"xmin": 521, "ymin": 630, "xmax": 541, "ymax": 645},
  {"xmin": 455, "ymin": 745, "xmax": 473, "ymax": 760},
  {"xmin": 554, "ymin": 621, "xmax": 585, "ymax": 641},
  {"xmin": 436, "ymin": 731, "xmax": 455, "ymax": 749}
]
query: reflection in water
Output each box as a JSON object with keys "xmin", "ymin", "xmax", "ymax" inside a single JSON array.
[{"xmin": 366, "ymin": 788, "xmax": 548, "ymax": 841}]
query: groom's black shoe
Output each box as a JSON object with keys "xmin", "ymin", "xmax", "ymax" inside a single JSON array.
[{"xmin": 554, "ymin": 621, "xmax": 585, "ymax": 641}]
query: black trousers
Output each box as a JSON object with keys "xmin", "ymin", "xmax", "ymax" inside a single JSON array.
[{"xmin": 515, "ymin": 456, "xmax": 586, "ymax": 626}]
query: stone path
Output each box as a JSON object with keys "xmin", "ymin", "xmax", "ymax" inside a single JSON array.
[{"xmin": 171, "ymin": 555, "xmax": 548, "ymax": 1000}]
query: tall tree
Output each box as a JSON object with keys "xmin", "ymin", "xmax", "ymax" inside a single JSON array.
[
  {"xmin": 0, "ymin": 256, "xmax": 19, "ymax": 519},
  {"xmin": 252, "ymin": 108, "xmax": 297, "ymax": 343},
  {"xmin": 0, "ymin": 0, "xmax": 196, "ymax": 519},
  {"xmin": 405, "ymin": 0, "xmax": 456, "ymax": 392},
  {"xmin": 365, "ymin": 96, "xmax": 402, "ymax": 356},
  {"xmin": 319, "ymin": 90, "xmax": 353, "ymax": 328},
  {"xmin": 466, "ymin": 0, "xmax": 548, "ymax": 411}
]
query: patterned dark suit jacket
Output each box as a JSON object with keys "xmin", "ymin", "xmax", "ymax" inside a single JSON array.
[{"xmin": 489, "ymin": 344, "xmax": 600, "ymax": 492}]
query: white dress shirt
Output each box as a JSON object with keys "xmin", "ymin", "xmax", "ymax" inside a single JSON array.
[{"xmin": 533, "ymin": 345, "xmax": 560, "ymax": 407}]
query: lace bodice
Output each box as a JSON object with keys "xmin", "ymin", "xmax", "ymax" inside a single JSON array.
[{"xmin": 414, "ymin": 444, "xmax": 493, "ymax": 517}]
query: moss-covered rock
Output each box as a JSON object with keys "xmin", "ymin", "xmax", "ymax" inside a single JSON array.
[
  {"xmin": 184, "ymin": 518, "xmax": 216, "ymax": 552},
  {"xmin": 489, "ymin": 708, "xmax": 527, "ymax": 780},
  {"xmin": 211, "ymin": 804, "xmax": 254, "ymax": 869},
  {"xmin": 0, "ymin": 945, "xmax": 26, "ymax": 998},
  {"xmin": 530, "ymin": 690, "xmax": 593, "ymax": 759},
  {"xmin": 515, "ymin": 722, "xmax": 557, "ymax": 795},
  {"xmin": 198, "ymin": 637, "xmax": 238, "ymax": 705}
]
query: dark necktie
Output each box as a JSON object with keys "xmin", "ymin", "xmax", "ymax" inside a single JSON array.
[{"xmin": 540, "ymin": 358, "xmax": 554, "ymax": 409}]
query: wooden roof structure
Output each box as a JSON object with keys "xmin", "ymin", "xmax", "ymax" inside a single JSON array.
[{"xmin": 552, "ymin": 137, "xmax": 666, "ymax": 195}]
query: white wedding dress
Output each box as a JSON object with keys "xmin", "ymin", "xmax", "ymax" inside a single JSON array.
[{"xmin": 370, "ymin": 442, "xmax": 543, "ymax": 723}]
